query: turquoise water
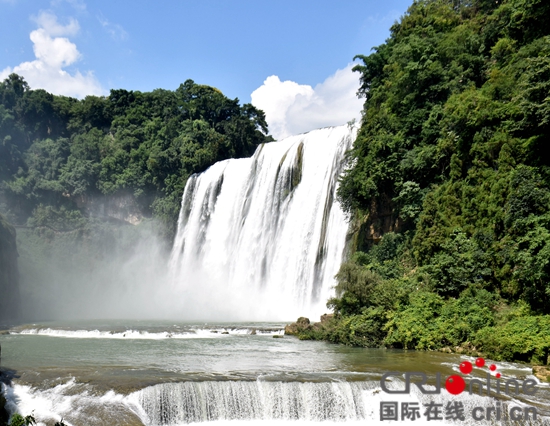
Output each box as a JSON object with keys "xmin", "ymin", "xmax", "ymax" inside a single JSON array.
[{"xmin": 1, "ymin": 321, "xmax": 549, "ymax": 425}]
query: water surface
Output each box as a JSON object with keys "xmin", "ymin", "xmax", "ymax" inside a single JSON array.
[{"xmin": 1, "ymin": 321, "xmax": 549, "ymax": 425}]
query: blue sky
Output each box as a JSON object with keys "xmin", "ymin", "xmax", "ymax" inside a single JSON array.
[{"xmin": 1, "ymin": 0, "xmax": 412, "ymax": 138}]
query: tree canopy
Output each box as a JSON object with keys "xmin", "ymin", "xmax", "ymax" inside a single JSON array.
[
  {"xmin": 0, "ymin": 76, "xmax": 271, "ymax": 233},
  {"xmin": 300, "ymin": 0, "xmax": 550, "ymax": 365}
]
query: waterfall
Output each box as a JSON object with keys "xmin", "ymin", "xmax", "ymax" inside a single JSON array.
[
  {"xmin": 133, "ymin": 381, "xmax": 372, "ymax": 424},
  {"xmin": 168, "ymin": 125, "xmax": 355, "ymax": 320},
  {"xmin": 130, "ymin": 380, "xmax": 505, "ymax": 425}
]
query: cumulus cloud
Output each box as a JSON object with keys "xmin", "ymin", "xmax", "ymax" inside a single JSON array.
[
  {"xmin": 0, "ymin": 11, "xmax": 104, "ymax": 98},
  {"xmin": 251, "ymin": 64, "xmax": 363, "ymax": 140},
  {"xmin": 34, "ymin": 10, "xmax": 79, "ymax": 36}
]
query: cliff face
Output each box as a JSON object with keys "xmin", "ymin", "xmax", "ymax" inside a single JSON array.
[{"xmin": 0, "ymin": 214, "xmax": 20, "ymax": 322}]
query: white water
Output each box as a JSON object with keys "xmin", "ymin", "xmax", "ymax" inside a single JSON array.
[
  {"xmin": 131, "ymin": 380, "xmax": 528, "ymax": 426},
  {"xmin": 6, "ymin": 378, "xmax": 542, "ymax": 426},
  {"xmin": 168, "ymin": 125, "xmax": 355, "ymax": 321},
  {"xmin": 12, "ymin": 327, "xmax": 284, "ymax": 339}
]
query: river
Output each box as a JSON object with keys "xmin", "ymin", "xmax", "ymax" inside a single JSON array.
[{"xmin": 1, "ymin": 320, "xmax": 549, "ymax": 425}]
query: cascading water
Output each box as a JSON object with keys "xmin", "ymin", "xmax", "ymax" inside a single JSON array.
[
  {"xmin": 168, "ymin": 125, "xmax": 356, "ymax": 320},
  {"xmin": 133, "ymin": 381, "xmax": 372, "ymax": 424},
  {"xmin": 131, "ymin": 379, "xmax": 533, "ymax": 426}
]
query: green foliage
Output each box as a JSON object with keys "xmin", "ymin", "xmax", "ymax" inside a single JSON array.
[
  {"xmin": 8, "ymin": 413, "xmax": 36, "ymax": 426},
  {"xmin": 475, "ymin": 315, "xmax": 550, "ymax": 364},
  {"xmin": 422, "ymin": 228, "xmax": 492, "ymax": 297},
  {"xmin": 0, "ymin": 76, "xmax": 271, "ymax": 235},
  {"xmin": 3, "ymin": 412, "xmax": 67, "ymax": 426},
  {"xmin": 385, "ymin": 288, "xmax": 497, "ymax": 349},
  {"xmin": 322, "ymin": 308, "xmax": 387, "ymax": 347},
  {"xmin": 311, "ymin": 0, "xmax": 550, "ymax": 364},
  {"xmin": 330, "ymin": 263, "xmax": 383, "ymax": 315}
]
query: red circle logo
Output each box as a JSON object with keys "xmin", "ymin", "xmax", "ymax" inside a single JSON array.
[
  {"xmin": 445, "ymin": 375, "xmax": 466, "ymax": 395},
  {"xmin": 459, "ymin": 361, "xmax": 473, "ymax": 374}
]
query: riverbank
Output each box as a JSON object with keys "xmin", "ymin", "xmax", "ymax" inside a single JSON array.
[{"xmin": 285, "ymin": 315, "xmax": 550, "ymax": 383}]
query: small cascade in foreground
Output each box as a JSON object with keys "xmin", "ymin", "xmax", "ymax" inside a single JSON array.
[
  {"xmin": 130, "ymin": 380, "xmax": 522, "ymax": 426},
  {"xmin": 168, "ymin": 125, "xmax": 356, "ymax": 320},
  {"xmin": 134, "ymin": 381, "xmax": 372, "ymax": 424}
]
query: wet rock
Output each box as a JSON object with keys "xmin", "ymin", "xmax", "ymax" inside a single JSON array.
[
  {"xmin": 0, "ymin": 393, "xmax": 9, "ymax": 426},
  {"xmin": 320, "ymin": 314, "xmax": 334, "ymax": 324},
  {"xmin": 284, "ymin": 317, "xmax": 311, "ymax": 335},
  {"xmin": 297, "ymin": 317, "xmax": 310, "ymax": 327},
  {"xmin": 533, "ymin": 366, "xmax": 550, "ymax": 382}
]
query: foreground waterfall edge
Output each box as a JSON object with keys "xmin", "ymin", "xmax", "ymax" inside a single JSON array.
[
  {"xmin": 5, "ymin": 375, "xmax": 540, "ymax": 425},
  {"xmin": 168, "ymin": 125, "xmax": 357, "ymax": 321}
]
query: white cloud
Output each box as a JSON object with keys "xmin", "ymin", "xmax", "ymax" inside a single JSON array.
[
  {"xmin": 251, "ymin": 64, "xmax": 363, "ymax": 140},
  {"xmin": 0, "ymin": 11, "xmax": 104, "ymax": 98},
  {"xmin": 33, "ymin": 10, "xmax": 79, "ymax": 36}
]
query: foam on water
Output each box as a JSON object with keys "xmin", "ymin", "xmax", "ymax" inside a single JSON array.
[
  {"xmin": 12, "ymin": 327, "xmax": 284, "ymax": 339},
  {"xmin": 1, "ymin": 380, "xmax": 143, "ymax": 426}
]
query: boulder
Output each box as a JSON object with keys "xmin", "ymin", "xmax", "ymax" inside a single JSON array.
[
  {"xmin": 284, "ymin": 317, "xmax": 311, "ymax": 335},
  {"xmin": 320, "ymin": 314, "xmax": 334, "ymax": 324},
  {"xmin": 533, "ymin": 366, "xmax": 550, "ymax": 383}
]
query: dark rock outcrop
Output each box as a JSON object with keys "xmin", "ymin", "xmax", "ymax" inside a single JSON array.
[
  {"xmin": 0, "ymin": 214, "xmax": 20, "ymax": 322},
  {"xmin": 0, "ymin": 392, "xmax": 9, "ymax": 425},
  {"xmin": 284, "ymin": 317, "xmax": 311, "ymax": 335}
]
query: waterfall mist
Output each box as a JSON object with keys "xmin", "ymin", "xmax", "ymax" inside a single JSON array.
[
  {"xmin": 15, "ymin": 125, "xmax": 354, "ymax": 321},
  {"xmin": 16, "ymin": 219, "xmax": 176, "ymax": 321}
]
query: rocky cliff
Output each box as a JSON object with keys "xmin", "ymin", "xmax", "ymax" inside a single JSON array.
[{"xmin": 0, "ymin": 214, "xmax": 20, "ymax": 322}]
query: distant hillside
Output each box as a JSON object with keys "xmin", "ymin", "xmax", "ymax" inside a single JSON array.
[{"xmin": 0, "ymin": 76, "xmax": 271, "ymax": 235}]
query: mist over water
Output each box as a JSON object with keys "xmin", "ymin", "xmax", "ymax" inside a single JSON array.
[
  {"xmin": 15, "ymin": 125, "xmax": 354, "ymax": 322},
  {"xmin": 168, "ymin": 125, "xmax": 355, "ymax": 321},
  {"xmin": 17, "ymin": 219, "xmax": 173, "ymax": 321}
]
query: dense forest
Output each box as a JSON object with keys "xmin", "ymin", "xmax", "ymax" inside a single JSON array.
[
  {"xmin": 292, "ymin": 0, "xmax": 550, "ymax": 366},
  {"xmin": 0, "ymin": 76, "xmax": 272, "ymax": 321},
  {"xmin": 0, "ymin": 76, "xmax": 271, "ymax": 235}
]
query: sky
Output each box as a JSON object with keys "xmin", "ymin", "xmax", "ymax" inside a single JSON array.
[{"xmin": 0, "ymin": 0, "xmax": 413, "ymax": 139}]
